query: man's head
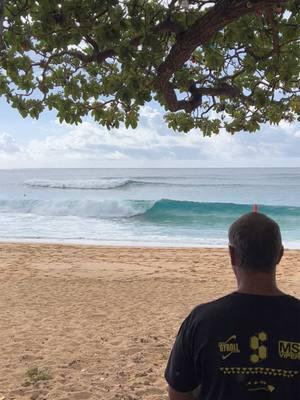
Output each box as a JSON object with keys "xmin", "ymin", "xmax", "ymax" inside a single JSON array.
[{"xmin": 228, "ymin": 212, "xmax": 283, "ymax": 273}]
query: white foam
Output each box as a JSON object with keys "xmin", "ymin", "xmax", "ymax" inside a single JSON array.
[
  {"xmin": 24, "ymin": 178, "xmax": 132, "ymax": 190},
  {"xmin": 0, "ymin": 198, "xmax": 152, "ymax": 218}
]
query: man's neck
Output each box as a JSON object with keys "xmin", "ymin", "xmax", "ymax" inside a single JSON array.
[
  {"xmin": 236, "ymin": 285, "xmax": 285, "ymax": 296},
  {"xmin": 235, "ymin": 269, "xmax": 285, "ymax": 296}
]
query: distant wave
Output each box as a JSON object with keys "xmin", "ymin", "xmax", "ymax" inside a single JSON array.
[
  {"xmin": 23, "ymin": 178, "xmax": 286, "ymax": 191},
  {"xmin": 23, "ymin": 178, "xmax": 207, "ymax": 190},
  {"xmin": 24, "ymin": 178, "xmax": 136, "ymax": 190},
  {"xmin": 23, "ymin": 178, "xmax": 185, "ymax": 190},
  {"xmin": 0, "ymin": 198, "xmax": 299, "ymax": 223}
]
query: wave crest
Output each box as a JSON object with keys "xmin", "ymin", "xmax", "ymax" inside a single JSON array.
[
  {"xmin": 24, "ymin": 178, "xmax": 136, "ymax": 190},
  {"xmin": 0, "ymin": 198, "xmax": 153, "ymax": 218},
  {"xmin": 0, "ymin": 198, "xmax": 299, "ymax": 223}
]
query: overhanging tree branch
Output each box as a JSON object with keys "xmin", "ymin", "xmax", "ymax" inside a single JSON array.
[
  {"xmin": 154, "ymin": 0, "xmax": 288, "ymax": 112},
  {"xmin": 0, "ymin": 0, "xmax": 298, "ymax": 134}
]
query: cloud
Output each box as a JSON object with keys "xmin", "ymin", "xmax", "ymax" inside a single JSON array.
[
  {"xmin": 0, "ymin": 105, "xmax": 299, "ymax": 168},
  {"xmin": 104, "ymin": 150, "xmax": 129, "ymax": 160},
  {"xmin": 0, "ymin": 132, "xmax": 20, "ymax": 154}
]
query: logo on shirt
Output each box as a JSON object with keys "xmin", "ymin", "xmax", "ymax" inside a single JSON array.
[
  {"xmin": 250, "ymin": 332, "xmax": 268, "ymax": 364},
  {"xmin": 218, "ymin": 335, "xmax": 240, "ymax": 360},
  {"xmin": 278, "ymin": 341, "xmax": 300, "ymax": 360}
]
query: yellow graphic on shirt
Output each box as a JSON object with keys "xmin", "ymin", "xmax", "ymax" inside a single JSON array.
[
  {"xmin": 250, "ymin": 332, "xmax": 268, "ymax": 363},
  {"xmin": 220, "ymin": 367, "xmax": 299, "ymax": 378},
  {"xmin": 218, "ymin": 335, "xmax": 240, "ymax": 360},
  {"xmin": 278, "ymin": 341, "xmax": 300, "ymax": 360},
  {"xmin": 246, "ymin": 380, "xmax": 275, "ymax": 393}
]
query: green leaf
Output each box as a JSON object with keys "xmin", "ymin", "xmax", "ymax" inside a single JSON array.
[{"xmin": 0, "ymin": 0, "xmax": 298, "ymax": 135}]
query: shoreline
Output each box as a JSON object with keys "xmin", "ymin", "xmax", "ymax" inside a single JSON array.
[
  {"xmin": 0, "ymin": 238, "xmax": 228, "ymax": 249},
  {"xmin": 0, "ymin": 238, "xmax": 300, "ymax": 250}
]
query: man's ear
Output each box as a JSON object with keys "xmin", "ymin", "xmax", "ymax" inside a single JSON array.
[
  {"xmin": 229, "ymin": 245, "xmax": 235, "ymax": 267},
  {"xmin": 277, "ymin": 246, "xmax": 284, "ymax": 265}
]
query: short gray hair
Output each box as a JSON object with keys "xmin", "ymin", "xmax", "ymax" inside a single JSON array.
[{"xmin": 228, "ymin": 212, "xmax": 282, "ymax": 272}]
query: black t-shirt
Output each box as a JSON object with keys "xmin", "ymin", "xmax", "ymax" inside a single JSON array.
[{"xmin": 165, "ymin": 292, "xmax": 300, "ymax": 399}]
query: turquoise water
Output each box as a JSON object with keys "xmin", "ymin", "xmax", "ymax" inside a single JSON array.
[{"xmin": 0, "ymin": 168, "xmax": 299, "ymax": 247}]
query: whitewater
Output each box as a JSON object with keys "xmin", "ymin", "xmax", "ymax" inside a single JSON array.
[{"xmin": 0, "ymin": 168, "xmax": 300, "ymax": 248}]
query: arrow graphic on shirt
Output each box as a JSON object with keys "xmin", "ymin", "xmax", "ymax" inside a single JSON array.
[{"xmin": 248, "ymin": 384, "xmax": 275, "ymax": 393}]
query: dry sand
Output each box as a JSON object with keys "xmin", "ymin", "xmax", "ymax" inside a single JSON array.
[{"xmin": 0, "ymin": 243, "xmax": 299, "ymax": 400}]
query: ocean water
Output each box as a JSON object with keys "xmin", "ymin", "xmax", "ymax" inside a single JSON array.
[{"xmin": 0, "ymin": 168, "xmax": 299, "ymax": 248}]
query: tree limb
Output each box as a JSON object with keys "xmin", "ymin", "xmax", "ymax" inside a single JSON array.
[
  {"xmin": 154, "ymin": 0, "xmax": 288, "ymax": 112},
  {"xmin": 0, "ymin": 0, "xmax": 5, "ymax": 49},
  {"xmin": 182, "ymin": 81, "xmax": 243, "ymax": 112},
  {"xmin": 154, "ymin": 19, "xmax": 184, "ymax": 35},
  {"xmin": 265, "ymin": 7, "xmax": 280, "ymax": 57}
]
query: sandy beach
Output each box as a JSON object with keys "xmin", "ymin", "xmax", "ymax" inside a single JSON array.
[{"xmin": 0, "ymin": 243, "xmax": 299, "ymax": 400}]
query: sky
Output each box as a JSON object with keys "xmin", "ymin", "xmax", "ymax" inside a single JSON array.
[{"xmin": 0, "ymin": 97, "xmax": 299, "ymax": 169}]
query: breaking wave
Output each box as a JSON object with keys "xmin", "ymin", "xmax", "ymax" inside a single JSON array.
[
  {"xmin": 23, "ymin": 179, "xmax": 271, "ymax": 190},
  {"xmin": 24, "ymin": 178, "xmax": 138, "ymax": 190},
  {"xmin": 0, "ymin": 198, "xmax": 299, "ymax": 224}
]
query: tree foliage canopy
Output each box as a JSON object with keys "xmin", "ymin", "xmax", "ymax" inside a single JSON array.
[{"xmin": 0, "ymin": 0, "xmax": 299, "ymax": 135}]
